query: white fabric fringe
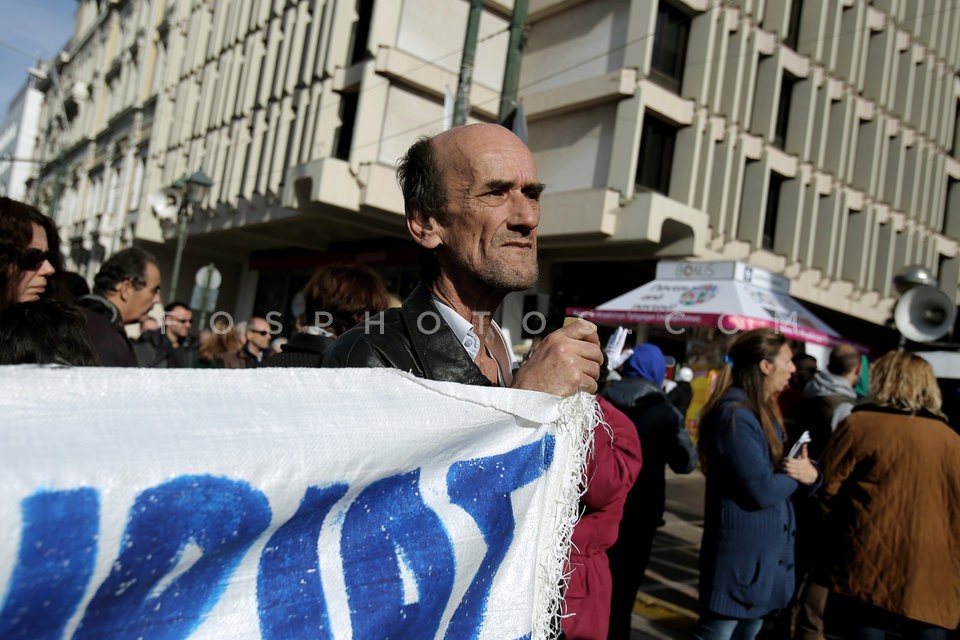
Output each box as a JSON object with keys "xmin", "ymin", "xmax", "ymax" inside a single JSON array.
[{"xmin": 533, "ymin": 391, "xmax": 600, "ymax": 640}]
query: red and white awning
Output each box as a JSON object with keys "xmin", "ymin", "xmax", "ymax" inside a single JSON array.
[{"xmin": 567, "ymin": 261, "xmax": 841, "ymax": 346}]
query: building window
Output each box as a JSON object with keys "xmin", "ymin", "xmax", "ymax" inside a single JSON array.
[
  {"xmin": 945, "ymin": 177, "xmax": 959, "ymax": 234},
  {"xmin": 349, "ymin": 0, "xmax": 374, "ymax": 65},
  {"xmin": 952, "ymin": 99, "xmax": 960, "ymax": 160},
  {"xmin": 130, "ymin": 155, "xmax": 146, "ymax": 211},
  {"xmin": 650, "ymin": 2, "xmax": 689, "ymax": 93},
  {"xmin": 763, "ymin": 173, "xmax": 786, "ymax": 251},
  {"xmin": 636, "ymin": 114, "xmax": 678, "ymax": 195},
  {"xmin": 63, "ymin": 95, "xmax": 80, "ymax": 122},
  {"xmin": 785, "ymin": 0, "xmax": 803, "ymax": 50},
  {"xmin": 774, "ymin": 74, "xmax": 796, "ymax": 149},
  {"xmin": 334, "ymin": 91, "xmax": 359, "ymax": 161}
]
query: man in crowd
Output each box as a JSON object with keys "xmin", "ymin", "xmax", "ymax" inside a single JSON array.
[
  {"xmin": 78, "ymin": 247, "xmax": 161, "ymax": 366},
  {"xmin": 323, "ymin": 123, "xmax": 602, "ymax": 395},
  {"xmin": 786, "ymin": 342, "xmax": 862, "ymax": 640},
  {"xmin": 135, "ymin": 301, "xmax": 197, "ymax": 367},
  {"xmin": 791, "ymin": 343, "xmax": 861, "ymax": 458},
  {"xmin": 223, "ymin": 316, "xmax": 273, "ymax": 368},
  {"xmin": 603, "ymin": 344, "xmax": 697, "ymax": 639},
  {"xmin": 779, "ymin": 352, "xmax": 819, "ymax": 420},
  {"xmin": 163, "ymin": 301, "xmax": 196, "ymax": 367}
]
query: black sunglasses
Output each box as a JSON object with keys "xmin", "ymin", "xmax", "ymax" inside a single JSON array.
[
  {"xmin": 249, "ymin": 329, "xmax": 270, "ymax": 336},
  {"xmin": 18, "ymin": 249, "xmax": 58, "ymax": 271}
]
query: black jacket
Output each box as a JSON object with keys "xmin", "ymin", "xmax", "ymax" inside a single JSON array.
[
  {"xmin": 77, "ymin": 294, "xmax": 137, "ymax": 367},
  {"xmin": 604, "ymin": 376, "xmax": 697, "ymax": 526},
  {"xmin": 134, "ymin": 330, "xmax": 196, "ymax": 368},
  {"xmin": 258, "ymin": 332, "xmax": 334, "ymax": 368},
  {"xmin": 322, "ymin": 283, "xmax": 491, "ymax": 385},
  {"xmin": 667, "ymin": 380, "xmax": 693, "ymax": 417}
]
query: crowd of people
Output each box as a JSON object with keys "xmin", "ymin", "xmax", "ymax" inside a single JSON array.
[{"xmin": 2, "ymin": 123, "xmax": 959, "ymax": 639}]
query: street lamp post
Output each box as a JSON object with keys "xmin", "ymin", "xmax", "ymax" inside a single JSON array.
[{"xmin": 168, "ymin": 170, "xmax": 214, "ymax": 301}]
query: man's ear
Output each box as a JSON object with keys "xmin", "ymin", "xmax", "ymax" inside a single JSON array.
[
  {"xmin": 117, "ymin": 279, "xmax": 133, "ymax": 302},
  {"xmin": 407, "ymin": 209, "xmax": 441, "ymax": 249}
]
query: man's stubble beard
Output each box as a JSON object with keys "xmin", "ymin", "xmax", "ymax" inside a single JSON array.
[{"xmin": 476, "ymin": 243, "xmax": 539, "ymax": 292}]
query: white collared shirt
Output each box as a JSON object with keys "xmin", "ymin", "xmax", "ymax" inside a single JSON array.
[{"xmin": 432, "ymin": 297, "xmax": 518, "ymax": 387}]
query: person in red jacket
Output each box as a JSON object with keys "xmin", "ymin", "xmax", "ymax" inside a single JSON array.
[{"xmin": 562, "ymin": 395, "xmax": 643, "ymax": 639}]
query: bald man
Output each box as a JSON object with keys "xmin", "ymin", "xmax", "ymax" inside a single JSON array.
[{"xmin": 323, "ymin": 123, "xmax": 602, "ymax": 395}]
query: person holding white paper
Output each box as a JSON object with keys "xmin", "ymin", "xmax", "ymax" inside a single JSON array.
[{"xmin": 693, "ymin": 329, "xmax": 819, "ymax": 640}]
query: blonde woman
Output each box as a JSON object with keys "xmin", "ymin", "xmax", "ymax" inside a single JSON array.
[{"xmin": 817, "ymin": 351, "xmax": 960, "ymax": 639}]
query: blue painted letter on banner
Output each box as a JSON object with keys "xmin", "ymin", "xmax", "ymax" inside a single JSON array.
[{"xmin": 75, "ymin": 475, "xmax": 271, "ymax": 640}]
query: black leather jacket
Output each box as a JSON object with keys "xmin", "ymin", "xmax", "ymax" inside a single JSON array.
[{"xmin": 322, "ymin": 283, "xmax": 491, "ymax": 386}]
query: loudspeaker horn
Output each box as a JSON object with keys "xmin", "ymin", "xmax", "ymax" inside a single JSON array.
[
  {"xmin": 147, "ymin": 187, "xmax": 183, "ymax": 222},
  {"xmin": 894, "ymin": 284, "xmax": 957, "ymax": 343}
]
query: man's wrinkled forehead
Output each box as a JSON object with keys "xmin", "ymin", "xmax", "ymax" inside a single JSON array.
[{"xmin": 431, "ymin": 124, "xmax": 537, "ymax": 186}]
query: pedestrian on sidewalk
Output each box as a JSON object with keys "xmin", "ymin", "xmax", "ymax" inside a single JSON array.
[
  {"xmin": 603, "ymin": 343, "xmax": 697, "ymax": 640},
  {"xmin": 783, "ymin": 342, "xmax": 863, "ymax": 639},
  {"xmin": 816, "ymin": 351, "xmax": 960, "ymax": 639},
  {"xmin": 693, "ymin": 329, "xmax": 820, "ymax": 640}
]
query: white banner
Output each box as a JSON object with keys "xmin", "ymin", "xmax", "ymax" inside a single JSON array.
[{"xmin": 0, "ymin": 367, "xmax": 594, "ymax": 639}]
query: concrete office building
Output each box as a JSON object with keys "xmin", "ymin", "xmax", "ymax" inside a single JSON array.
[
  {"xmin": 0, "ymin": 75, "xmax": 43, "ymax": 201},
  {"xmin": 29, "ymin": 0, "xmax": 960, "ymax": 346}
]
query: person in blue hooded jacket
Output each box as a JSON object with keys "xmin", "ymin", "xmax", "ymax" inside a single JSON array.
[
  {"xmin": 603, "ymin": 343, "xmax": 698, "ymax": 640},
  {"xmin": 694, "ymin": 329, "xmax": 820, "ymax": 640}
]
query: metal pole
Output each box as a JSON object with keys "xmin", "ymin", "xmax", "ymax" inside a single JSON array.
[
  {"xmin": 453, "ymin": 0, "xmax": 484, "ymax": 127},
  {"xmin": 198, "ymin": 262, "xmax": 215, "ymax": 333},
  {"xmin": 170, "ymin": 206, "xmax": 190, "ymax": 301},
  {"xmin": 498, "ymin": 0, "xmax": 529, "ymax": 123}
]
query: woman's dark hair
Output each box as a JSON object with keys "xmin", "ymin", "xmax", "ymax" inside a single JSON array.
[
  {"xmin": 0, "ymin": 299, "xmax": 100, "ymax": 365},
  {"xmin": 698, "ymin": 328, "xmax": 788, "ymax": 467},
  {"xmin": 301, "ymin": 263, "xmax": 393, "ymax": 335},
  {"xmin": 396, "ymin": 135, "xmax": 447, "ymax": 284},
  {"xmin": 0, "ymin": 197, "xmax": 64, "ymax": 309},
  {"xmin": 62, "ymin": 271, "xmax": 91, "ymax": 303}
]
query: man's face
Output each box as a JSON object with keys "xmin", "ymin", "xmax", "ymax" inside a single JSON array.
[
  {"xmin": 246, "ymin": 318, "xmax": 272, "ymax": 353},
  {"xmin": 166, "ymin": 305, "xmax": 192, "ymax": 339},
  {"xmin": 118, "ymin": 261, "xmax": 161, "ymax": 323},
  {"xmin": 428, "ymin": 124, "xmax": 543, "ymax": 293}
]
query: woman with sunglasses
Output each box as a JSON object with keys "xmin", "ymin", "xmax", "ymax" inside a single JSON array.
[{"xmin": 0, "ymin": 197, "xmax": 63, "ymax": 310}]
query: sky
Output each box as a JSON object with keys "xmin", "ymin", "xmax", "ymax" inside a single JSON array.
[{"xmin": 0, "ymin": 0, "xmax": 77, "ymax": 116}]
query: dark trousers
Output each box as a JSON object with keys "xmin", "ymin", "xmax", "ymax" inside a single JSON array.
[
  {"xmin": 793, "ymin": 578, "xmax": 829, "ymax": 639},
  {"xmin": 606, "ymin": 523, "xmax": 657, "ymax": 640}
]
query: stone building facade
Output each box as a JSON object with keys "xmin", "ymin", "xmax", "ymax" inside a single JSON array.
[{"xmin": 29, "ymin": 0, "xmax": 960, "ymax": 343}]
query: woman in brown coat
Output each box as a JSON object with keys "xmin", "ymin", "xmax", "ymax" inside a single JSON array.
[{"xmin": 818, "ymin": 350, "xmax": 960, "ymax": 639}]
